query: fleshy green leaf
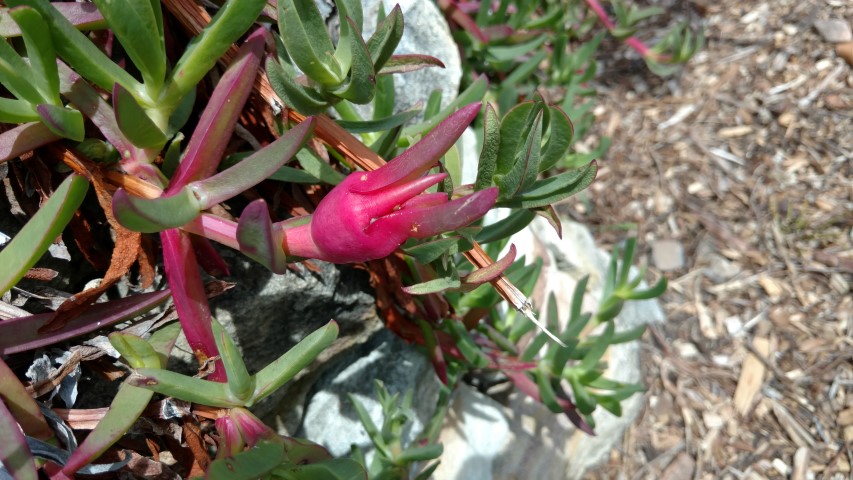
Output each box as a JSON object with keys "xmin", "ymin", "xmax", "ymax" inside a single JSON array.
[
  {"xmin": 277, "ymin": 0, "xmax": 342, "ymax": 86},
  {"xmin": 0, "ymin": 97, "xmax": 38, "ymax": 123},
  {"xmin": 402, "ymin": 276, "xmax": 462, "ymax": 295},
  {"xmin": 129, "ymin": 368, "xmax": 240, "ymax": 407},
  {"xmin": 279, "ymin": 458, "xmax": 367, "ymax": 480},
  {"xmin": 474, "ymin": 102, "xmax": 500, "ymax": 191},
  {"xmin": 252, "ymin": 321, "xmax": 339, "ymax": 403},
  {"xmin": 0, "ymin": 174, "xmax": 88, "ymax": 296},
  {"xmin": 112, "ymin": 186, "xmax": 200, "ymax": 233},
  {"xmin": 109, "ymin": 333, "xmax": 163, "ymax": 369},
  {"xmin": 366, "ymin": 4, "xmax": 403, "ymax": 71},
  {"xmin": 539, "ymin": 106, "xmax": 574, "ymax": 172},
  {"xmin": 206, "ymin": 439, "xmax": 286, "ymax": 480},
  {"xmin": 496, "ymin": 105, "xmax": 543, "ymax": 197},
  {"xmin": 35, "ymin": 103, "xmax": 84, "ymax": 141},
  {"xmin": 336, "ymin": 107, "xmax": 420, "ymax": 133},
  {"xmin": 266, "ymin": 57, "xmax": 332, "ymax": 115},
  {"xmin": 160, "ymin": 0, "xmax": 266, "ymax": 109},
  {"xmin": 91, "ymin": 0, "xmax": 165, "ymax": 92},
  {"xmin": 9, "ymin": 6, "xmax": 59, "ymax": 105},
  {"xmin": 330, "ymin": 17, "xmax": 376, "ymax": 104},
  {"xmin": 113, "ymin": 83, "xmax": 167, "ymax": 148},
  {"xmin": 475, "ymin": 208, "xmax": 535, "ymax": 244},
  {"xmin": 5, "ymin": 0, "xmax": 142, "ymax": 98},
  {"xmin": 497, "ymin": 162, "xmax": 598, "ymax": 209},
  {"xmin": 60, "ymin": 383, "xmax": 153, "ymax": 476},
  {"xmin": 212, "ymin": 319, "xmax": 254, "ymax": 402},
  {"xmin": 0, "ymin": 29, "xmax": 43, "ymax": 104}
]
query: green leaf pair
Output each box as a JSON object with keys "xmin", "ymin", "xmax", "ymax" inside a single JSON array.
[{"xmin": 126, "ymin": 320, "xmax": 339, "ymax": 408}]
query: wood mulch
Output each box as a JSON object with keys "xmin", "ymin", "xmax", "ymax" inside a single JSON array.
[{"xmin": 579, "ymin": 0, "xmax": 853, "ymax": 478}]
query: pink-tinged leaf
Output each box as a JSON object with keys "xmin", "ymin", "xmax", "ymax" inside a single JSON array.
[
  {"xmin": 0, "ymin": 290, "xmax": 171, "ymax": 355},
  {"xmin": 236, "ymin": 199, "xmax": 289, "ymax": 274},
  {"xmin": 60, "ymin": 384, "xmax": 152, "ymax": 476},
  {"xmin": 160, "ymin": 228, "xmax": 226, "ymax": 382},
  {"xmin": 0, "ymin": 358, "xmax": 52, "ymax": 441},
  {"xmin": 366, "ymin": 187, "xmax": 498, "ymax": 240},
  {"xmin": 189, "ymin": 118, "xmax": 315, "ymax": 209},
  {"xmin": 0, "ymin": 3, "xmax": 105, "ymax": 37},
  {"xmin": 112, "ymin": 186, "xmax": 200, "ymax": 233},
  {"xmin": 0, "ymin": 121, "xmax": 60, "ymax": 163},
  {"xmin": 166, "ymin": 27, "xmax": 267, "ymax": 192},
  {"xmin": 0, "ymin": 399, "xmax": 37, "ymax": 480},
  {"xmin": 352, "ymin": 103, "xmax": 480, "ymax": 193},
  {"xmin": 463, "ymin": 243, "xmax": 516, "ymax": 286},
  {"xmin": 35, "ymin": 103, "xmax": 84, "ymax": 141},
  {"xmin": 377, "ymin": 54, "xmax": 446, "ymax": 75}
]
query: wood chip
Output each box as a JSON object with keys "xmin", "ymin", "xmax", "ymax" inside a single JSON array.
[
  {"xmin": 771, "ymin": 401, "xmax": 817, "ymax": 448},
  {"xmin": 661, "ymin": 452, "xmax": 695, "ymax": 480},
  {"xmin": 734, "ymin": 337, "xmax": 770, "ymax": 416},
  {"xmin": 718, "ymin": 125, "xmax": 754, "ymax": 138},
  {"xmin": 838, "ymin": 407, "xmax": 853, "ymax": 426},
  {"xmin": 791, "ymin": 447, "xmax": 809, "ymax": 480}
]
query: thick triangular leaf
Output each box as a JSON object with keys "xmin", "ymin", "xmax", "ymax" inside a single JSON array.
[
  {"xmin": 236, "ymin": 199, "xmax": 289, "ymax": 274},
  {"xmin": 366, "ymin": 4, "xmax": 403, "ymax": 71},
  {"xmin": 113, "ymin": 83, "xmax": 166, "ymax": 148},
  {"xmin": 35, "ymin": 103, "xmax": 84, "ymax": 141},
  {"xmin": 330, "ymin": 17, "xmax": 376, "ymax": 104},
  {"xmin": 112, "ymin": 186, "xmax": 200, "ymax": 233}
]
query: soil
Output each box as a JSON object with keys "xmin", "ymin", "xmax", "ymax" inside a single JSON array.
[{"xmin": 580, "ymin": 0, "xmax": 853, "ymax": 478}]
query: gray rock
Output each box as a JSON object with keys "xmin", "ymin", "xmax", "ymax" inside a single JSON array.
[
  {"xmin": 297, "ymin": 329, "xmax": 441, "ymax": 459},
  {"xmin": 814, "ymin": 19, "xmax": 853, "ymax": 43}
]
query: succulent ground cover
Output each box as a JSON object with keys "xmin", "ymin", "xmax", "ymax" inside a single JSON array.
[{"xmin": 0, "ymin": 0, "xmax": 701, "ymax": 478}]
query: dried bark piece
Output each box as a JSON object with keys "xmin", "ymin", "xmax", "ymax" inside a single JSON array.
[{"xmin": 733, "ymin": 336, "xmax": 769, "ymax": 416}]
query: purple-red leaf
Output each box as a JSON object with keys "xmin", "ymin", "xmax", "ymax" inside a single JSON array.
[
  {"xmin": 0, "ymin": 289, "xmax": 170, "ymax": 355},
  {"xmin": 160, "ymin": 228, "xmax": 226, "ymax": 382},
  {"xmin": 166, "ymin": 27, "xmax": 267, "ymax": 192}
]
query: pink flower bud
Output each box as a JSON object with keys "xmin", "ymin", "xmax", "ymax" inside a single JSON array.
[{"xmin": 282, "ymin": 103, "xmax": 498, "ymax": 263}]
